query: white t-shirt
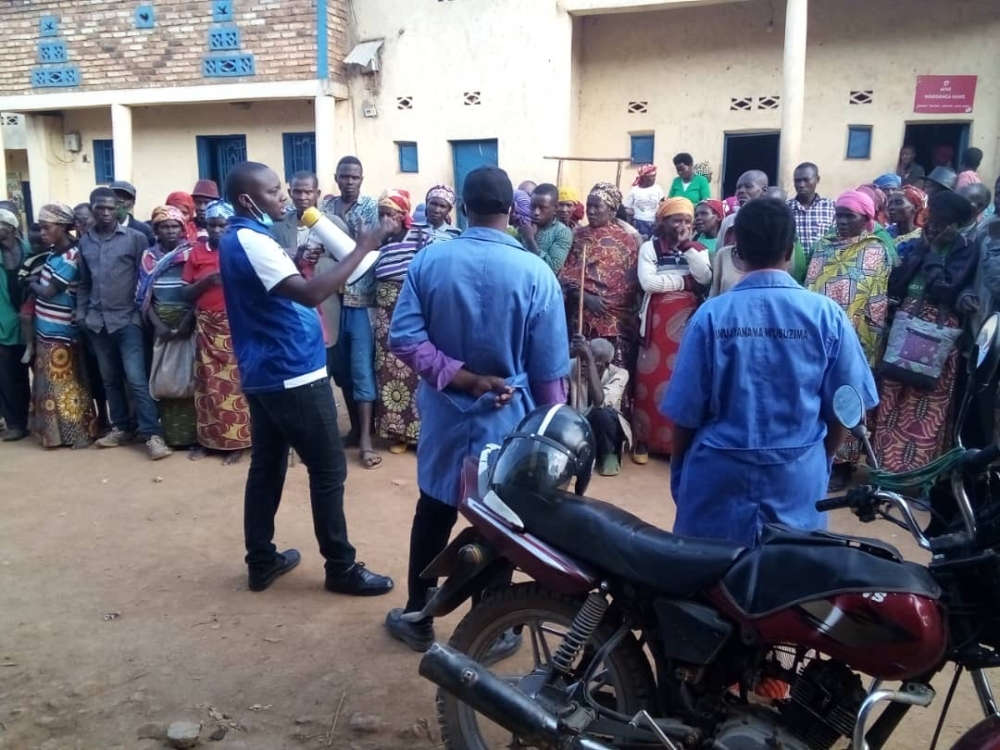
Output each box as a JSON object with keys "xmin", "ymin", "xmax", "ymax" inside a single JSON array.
[{"xmin": 625, "ymin": 184, "xmax": 665, "ymax": 223}]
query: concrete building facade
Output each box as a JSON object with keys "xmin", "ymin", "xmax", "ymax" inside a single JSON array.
[{"xmin": 1, "ymin": 0, "xmax": 998, "ymax": 221}]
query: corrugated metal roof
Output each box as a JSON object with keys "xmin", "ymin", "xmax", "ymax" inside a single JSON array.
[{"xmin": 344, "ymin": 40, "xmax": 383, "ymax": 70}]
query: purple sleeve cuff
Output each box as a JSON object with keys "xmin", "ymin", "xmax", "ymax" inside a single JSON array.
[
  {"xmin": 393, "ymin": 340, "xmax": 465, "ymax": 391},
  {"xmin": 532, "ymin": 378, "xmax": 567, "ymax": 406}
]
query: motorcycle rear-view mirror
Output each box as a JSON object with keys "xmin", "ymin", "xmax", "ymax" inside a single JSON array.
[
  {"xmin": 969, "ymin": 313, "xmax": 1000, "ymax": 391},
  {"xmin": 833, "ymin": 385, "xmax": 864, "ymax": 432}
]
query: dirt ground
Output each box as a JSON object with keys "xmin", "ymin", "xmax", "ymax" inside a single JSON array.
[{"xmin": 0, "ymin": 393, "xmax": 996, "ymax": 750}]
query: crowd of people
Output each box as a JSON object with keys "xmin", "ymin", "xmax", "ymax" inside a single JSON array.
[
  {"xmin": 0, "ymin": 146, "xmax": 997, "ymax": 489},
  {"xmin": 2, "ymin": 142, "xmax": 1000, "ymax": 655}
]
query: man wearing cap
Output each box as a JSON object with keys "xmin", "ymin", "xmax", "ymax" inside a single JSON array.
[
  {"xmin": 191, "ymin": 179, "xmax": 220, "ymax": 240},
  {"xmin": 78, "ymin": 186, "xmax": 171, "ymax": 460},
  {"xmin": 110, "ymin": 180, "xmax": 155, "ymax": 247},
  {"xmin": 384, "ymin": 166, "xmax": 571, "ymax": 652}
]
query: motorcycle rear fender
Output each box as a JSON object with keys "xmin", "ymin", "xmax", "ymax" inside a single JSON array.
[{"xmin": 950, "ymin": 715, "xmax": 1000, "ymax": 750}]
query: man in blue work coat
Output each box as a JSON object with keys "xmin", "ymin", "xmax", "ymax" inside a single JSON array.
[
  {"xmin": 385, "ymin": 166, "xmax": 570, "ymax": 651},
  {"xmin": 661, "ymin": 198, "xmax": 878, "ymax": 546}
]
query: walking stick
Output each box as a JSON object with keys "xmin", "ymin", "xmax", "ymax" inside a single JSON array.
[{"xmin": 575, "ymin": 245, "xmax": 587, "ymax": 409}]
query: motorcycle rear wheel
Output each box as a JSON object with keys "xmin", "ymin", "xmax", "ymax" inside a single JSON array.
[{"xmin": 437, "ymin": 582, "xmax": 655, "ymax": 750}]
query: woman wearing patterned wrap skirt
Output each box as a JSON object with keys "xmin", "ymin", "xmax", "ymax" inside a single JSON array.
[
  {"xmin": 29, "ymin": 203, "xmax": 98, "ymax": 448},
  {"xmin": 182, "ymin": 201, "xmax": 251, "ymax": 464}
]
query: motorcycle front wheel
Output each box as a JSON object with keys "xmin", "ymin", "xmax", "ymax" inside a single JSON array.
[{"xmin": 437, "ymin": 582, "xmax": 655, "ymax": 750}]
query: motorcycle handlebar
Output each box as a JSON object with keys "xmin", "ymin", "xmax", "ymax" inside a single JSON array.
[
  {"xmin": 816, "ymin": 495, "xmax": 852, "ymax": 512},
  {"xmin": 960, "ymin": 443, "xmax": 1000, "ymax": 475}
]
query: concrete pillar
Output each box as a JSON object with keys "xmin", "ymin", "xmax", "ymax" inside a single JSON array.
[
  {"xmin": 314, "ymin": 95, "xmax": 337, "ymax": 194},
  {"xmin": 25, "ymin": 114, "xmax": 55, "ymax": 211},
  {"xmin": 778, "ymin": 0, "xmax": 808, "ymax": 190},
  {"xmin": 110, "ymin": 103, "xmax": 133, "ymax": 182}
]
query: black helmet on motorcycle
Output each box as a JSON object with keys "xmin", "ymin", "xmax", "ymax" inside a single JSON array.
[{"xmin": 490, "ymin": 404, "xmax": 595, "ymax": 500}]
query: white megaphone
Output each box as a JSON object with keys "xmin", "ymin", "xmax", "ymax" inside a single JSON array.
[{"xmin": 300, "ymin": 207, "xmax": 379, "ymax": 285}]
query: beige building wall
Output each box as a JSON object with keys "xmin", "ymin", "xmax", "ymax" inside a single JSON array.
[
  {"xmin": 346, "ymin": 0, "xmax": 575, "ymax": 200},
  {"xmin": 575, "ymin": 0, "xmax": 1000, "ymax": 197},
  {"xmin": 37, "ymin": 101, "xmax": 314, "ymax": 217}
]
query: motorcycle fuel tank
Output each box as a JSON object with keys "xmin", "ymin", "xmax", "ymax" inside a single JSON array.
[{"xmin": 749, "ymin": 592, "xmax": 948, "ymax": 681}]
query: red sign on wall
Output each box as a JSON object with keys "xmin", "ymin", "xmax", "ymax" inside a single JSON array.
[{"xmin": 914, "ymin": 75, "xmax": 978, "ymax": 114}]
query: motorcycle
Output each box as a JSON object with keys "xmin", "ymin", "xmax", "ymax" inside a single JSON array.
[{"xmin": 414, "ymin": 313, "xmax": 1000, "ymax": 750}]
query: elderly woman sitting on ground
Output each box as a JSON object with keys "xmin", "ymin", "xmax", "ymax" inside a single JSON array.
[{"xmin": 568, "ymin": 334, "xmax": 632, "ymax": 477}]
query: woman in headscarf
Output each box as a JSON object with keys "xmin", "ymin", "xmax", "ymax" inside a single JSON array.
[
  {"xmin": 632, "ymin": 197, "xmax": 712, "ymax": 464},
  {"xmin": 886, "ymin": 185, "xmax": 927, "ymax": 262},
  {"xmin": 421, "ymin": 185, "xmax": 461, "ymax": 242},
  {"xmin": 181, "ymin": 201, "xmax": 251, "ymax": 464},
  {"xmin": 806, "ymin": 190, "xmax": 896, "ymax": 490},
  {"xmin": 139, "ymin": 206, "xmax": 197, "ymax": 448},
  {"xmin": 873, "ymin": 173, "xmax": 903, "ymax": 195},
  {"xmin": 27, "ymin": 203, "xmax": 98, "ymax": 448},
  {"xmin": 373, "ymin": 189, "xmax": 436, "ymax": 454},
  {"xmin": 857, "ymin": 184, "xmax": 889, "ymax": 228},
  {"xmin": 558, "ymin": 183, "xmax": 640, "ymax": 414},
  {"xmin": 871, "ymin": 192, "xmax": 979, "ymax": 473},
  {"xmin": 165, "ymin": 191, "xmax": 199, "ymax": 245},
  {"xmin": 694, "ymin": 199, "xmax": 726, "ymax": 258},
  {"xmin": 508, "ymin": 189, "xmax": 533, "ymax": 237},
  {"xmin": 557, "ymin": 187, "xmax": 585, "ymax": 230}
]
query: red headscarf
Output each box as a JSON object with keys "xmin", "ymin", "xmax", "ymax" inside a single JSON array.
[
  {"xmin": 378, "ymin": 189, "xmax": 413, "ymax": 229},
  {"xmin": 899, "ymin": 185, "xmax": 928, "ymax": 228},
  {"xmin": 165, "ymin": 191, "xmax": 199, "ymax": 243},
  {"xmin": 697, "ymin": 199, "xmax": 727, "ymax": 220},
  {"xmin": 632, "ymin": 164, "xmax": 658, "ymax": 186}
]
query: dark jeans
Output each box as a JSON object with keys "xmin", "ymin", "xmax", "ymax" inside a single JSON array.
[
  {"xmin": 587, "ymin": 407, "xmax": 624, "ymax": 459},
  {"xmin": 0, "ymin": 343, "xmax": 30, "ymax": 430},
  {"xmin": 87, "ymin": 324, "xmax": 162, "ymax": 439},
  {"xmin": 244, "ymin": 380, "xmax": 356, "ymax": 576},
  {"xmin": 405, "ymin": 491, "xmax": 459, "ymax": 613}
]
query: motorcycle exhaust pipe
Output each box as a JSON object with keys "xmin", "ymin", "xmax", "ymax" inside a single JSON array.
[{"xmin": 419, "ymin": 643, "xmax": 615, "ymax": 750}]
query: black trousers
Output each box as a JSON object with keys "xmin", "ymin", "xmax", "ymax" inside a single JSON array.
[
  {"xmin": 0, "ymin": 343, "xmax": 29, "ymax": 430},
  {"xmin": 405, "ymin": 491, "xmax": 459, "ymax": 613},
  {"xmin": 244, "ymin": 380, "xmax": 356, "ymax": 576},
  {"xmin": 587, "ymin": 407, "xmax": 624, "ymax": 458}
]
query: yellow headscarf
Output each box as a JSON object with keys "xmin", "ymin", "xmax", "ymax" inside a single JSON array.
[
  {"xmin": 558, "ymin": 187, "xmax": 580, "ymax": 204},
  {"xmin": 656, "ymin": 197, "xmax": 695, "ymax": 222}
]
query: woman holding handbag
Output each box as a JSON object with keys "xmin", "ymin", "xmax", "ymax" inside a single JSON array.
[
  {"xmin": 138, "ymin": 206, "xmax": 197, "ymax": 448},
  {"xmin": 872, "ymin": 191, "xmax": 979, "ymax": 473}
]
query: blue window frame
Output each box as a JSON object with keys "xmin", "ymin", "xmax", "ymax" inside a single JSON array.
[
  {"xmin": 282, "ymin": 132, "xmax": 316, "ymax": 180},
  {"xmin": 397, "ymin": 142, "xmax": 418, "ymax": 173},
  {"xmin": 846, "ymin": 125, "xmax": 872, "ymax": 160},
  {"xmin": 93, "ymin": 140, "xmax": 115, "ymax": 184},
  {"xmin": 196, "ymin": 134, "xmax": 247, "ymax": 187},
  {"xmin": 630, "ymin": 134, "xmax": 655, "ymax": 165}
]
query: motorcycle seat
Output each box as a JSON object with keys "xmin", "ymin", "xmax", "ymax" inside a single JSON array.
[
  {"xmin": 506, "ymin": 490, "xmax": 744, "ymax": 598},
  {"xmin": 722, "ymin": 525, "xmax": 941, "ymax": 617}
]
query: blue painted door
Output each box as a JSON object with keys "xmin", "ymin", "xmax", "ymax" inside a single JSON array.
[
  {"xmin": 451, "ymin": 139, "xmax": 499, "ymax": 229},
  {"xmin": 196, "ymin": 134, "xmax": 248, "ymax": 189}
]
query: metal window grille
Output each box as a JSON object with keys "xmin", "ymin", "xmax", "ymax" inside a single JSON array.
[
  {"xmin": 31, "ymin": 66, "xmax": 80, "ymax": 88},
  {"xmin": 93, "ymin": 139, "xmax": 115, "ymax": 184},
  {"xmin": 282, "ymin": 133, "xmax": 316, "ymax": 180},
  {"xmin": 397, "ymin": 142, "xmax": 419, "ymax": 173},
  {"xmin": 202, "ymin": 54, "xmax": 255, "ymax": 77},
  {"xmin": 37, "ymin": 41, "xmax": 68, "ymax": 63},
  {"xmin": 208, "ymin": 27, "xmax": 241, "ymax": 51}
]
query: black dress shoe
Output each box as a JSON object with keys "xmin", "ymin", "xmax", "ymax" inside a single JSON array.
[
  {"xmin": 385, "ymin": 608, "xmax": 434, "ymax": 652},
  {"xmin": 1, "ymin": 427, "xmax": 28, "ymax": 442},
  {"xmin": 324, "ymin": 562, "xmax": 394, "ymax": 597},
  {"xmin": 248, "ymin": 549, "xmax": 301, "ymax": 592}
]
